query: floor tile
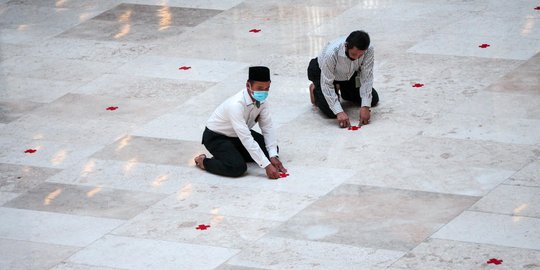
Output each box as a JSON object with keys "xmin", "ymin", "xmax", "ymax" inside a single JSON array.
[
  {"xmin": 270, "ymin": 184, "xmax": 478, "ymax": 251},
  {"xmin": 0, "ymin": 99, "xmax": 43, "ymax": 123},
  {"xmin": 432, "ymin": 211, "xmax": 540, "ymax": 250},
  {"xmin": 112, "ymin": 208, "xmax": 280, "ymax": 249},
  {"xmin": 505, "ymin": 159, "xmax": 540, "ymax": 187},
  {"xmin": 120, "ymin": 0, "xmax": 242, "ymax": 10},
  {"xmin": 0, "ymin": 238, "xmax": 77, "ymax": 270},
  {"xmin": 67, "ymin": 235, "xmax": 239, "ymax": 270},
  {"xmin": 389, "ymin": 238, "xmax": 540, "ymax": 270},
  {"xmin": 155, "ymin": 182, "xmax": 319, "ymax": 222},
  {"xmin": 46, "ymin": 158, "xmax": 193, "ymax": 194},
  {"xmin": 0, "ymin": 207, "xmax": 124, "ymax": 246},
  {"xmin": 0, "ymin": 191, "xmax": 19, "ymax": 205},
  {"xmin": 0, "ymin": 76, "xmax": 84, "ymax": 103},
  {"xmin": 4, "ymin": 182, "xmax": 165, "ymax": 219},
  {"xmin": 470, "ymin": 184, "xmax": 540, "ymax": 218},
  {"xmin": 0, "ymin": 163, "xmax": 61, "ymax": 193},
  {"xmin": 226, "ymin": 236, "xmax": 404, "ymax": 270},
  {"xmin": 50, "ymin": 262, "xmax": 126, "ymax": 270}
]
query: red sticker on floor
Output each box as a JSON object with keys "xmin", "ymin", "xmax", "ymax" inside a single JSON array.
[
  {"xmin": 412, "ymin": 83, "xmax": 424, "ymax": 88},
  {"xmin": 534, "ymin": 6, "xmax": 540, "ymax": 10},
  {"xmin": 196, "ymin": 224, "xmax": 211, "ymax": 230},
  {"xmin": 106, "ymin": 106, "xmax": 118, "ymax": 111},
  {"xmin": 249, "ymin": 29, "xmax": 261, "ymax": 33},
  {"xmin": 479, "ymin": 44, "xmax": 490, "ymax": 48},
  {"xmin": 487, "ymin": 258, "xmax": 503, "ymax": 265},
  {"xmin": 348, "ymin": 126, "xmax": 360, "ymax": 131},
  {"xmin": 178, "ymin": 66, "xmax": 191, "ymax": 70},
  {"xmin": 279, "ymin": 172, "xmax": 289, "ymax": 178},
  {"xmin": 24, "ymin": 149, "xmax": 37, "ymax": 153}
]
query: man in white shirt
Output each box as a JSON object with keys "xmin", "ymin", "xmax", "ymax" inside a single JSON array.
[
  {"xmin": 307, "ymin": 30, "xmax": 379, "ymax": 128},
  {"xmin": 194, "ymin": 66, "xmax": 287, "ymax": 179}
]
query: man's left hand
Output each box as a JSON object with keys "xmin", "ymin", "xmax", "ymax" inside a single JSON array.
[
  {"xmin": 360, "ymin": 106, "xmax": 371, "ymax": 125},
  {"xmin": 270, "ymin": 156, "xmax": 287, "ymax": 173}
]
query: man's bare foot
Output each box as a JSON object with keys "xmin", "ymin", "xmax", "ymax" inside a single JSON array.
[
  {"xmin": 194, "ymin": 154, "xmax": 206, "ymax": 170},
  {"xmin": 309, "ymin": 83, "xmax": 315, "ymax": 105}
]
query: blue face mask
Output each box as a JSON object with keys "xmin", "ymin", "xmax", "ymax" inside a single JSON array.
[{"xmin": 252, "ymin": 91, "xmax": 269, "ymax": 102}]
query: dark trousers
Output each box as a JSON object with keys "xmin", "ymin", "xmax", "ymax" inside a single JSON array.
[
  {"xmin": 202, "ymin": 127, "xmax": 270, "ymax": 177},
  {"xmin": 307, "ymin": 57, "xmax": 379, "ymax": 118}
]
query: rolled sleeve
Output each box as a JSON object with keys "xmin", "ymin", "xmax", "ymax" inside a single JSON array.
[{"xmin": 359, "ymin": 47, "xmax": 374, "ymax": 107}]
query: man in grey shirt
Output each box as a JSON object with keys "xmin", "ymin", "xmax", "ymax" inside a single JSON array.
[{"xmin": 307, "ymin": 30, "xmax": 379, "ymax": 128}]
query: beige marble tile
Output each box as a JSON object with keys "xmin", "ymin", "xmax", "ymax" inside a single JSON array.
[
  {"xmin": 91, "ymin": 135, "xmax": 208, "ymax": 167},
  {"xmin": 67, "ymin": 235, "xmax": 239, "ymax": 270},
  {"xmin": 506, "ymin": 159, "xmax": 540, "ymax": 187},
  {"xmin": 46, "ymin": 158, "xmax": 194, "ymax": 194},
  {"xmin": 0, "ymin": 99, "xmax": 43, "ymax": 123},
  {"xmin": 0, "ymin": 207, "xmax": 124, "ymax": 247},
  {"xmin": 50, "ymin": 262, "xmax": 126, "ymax": 270},
  {"xmin": 0, "ymin": 191, "xmax": 19, "ymax": 205},
  {"xmin": 0, "ymin": 76, "xmax": 84, "ymax": 103},
  {"xmin": 226, "ymin": 236, "xmax": 404, "ymax": 270},
  {"xmin": 0, "ymin": 163, "xmax": 61, "ymax": 193},
  {"xmin": 470, "ymin": 184, "xmax": 540, "ymax": 218},
  {"xmin": 270, "ymin": 184, "xmax": 478, "ymax": 251},
  {"xmin": 112, "ymin": 208, "xmax": 280, "ymax": 249},
  {"xmin": 0, "ymin": 238, "xmax": 77, "ymax": 270},
  {"xmin": 389, "ymin": 238, "xmax": 540, "ymax": 270},
  {"xmin": 4, "ymin": 182, "xmax": 165, "ymax": 219},
  {"xmin": 432, "ymin": 211, "xmax": 540, "ymax": 250}
]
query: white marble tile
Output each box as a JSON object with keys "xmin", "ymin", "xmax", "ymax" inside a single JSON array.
[
  {"xmin": 133, "ymin": 112, "xmax": 207, "ymax": 142},
  {"xmin": 0, "ymin": 191, "xmax": 19, "ymax": 205},
  {"xmin": 389, "ymin": 238, "xmax": 540, "ymax": 270},
  {"xmin": 50, "ymin": 262, "xmax": 126, "ymax": 270},
  {"xmin": 112, "ymin": 208, "xmax": 280, "ymax": 249},
  {"xmin": 67, "ymin": 235, "xmax": 239, "ymax": 270},
  {"xmin": 345, "ymin": 162, "xmax": 515, "ymax": 196},
  {"xmin": 0, "ymin": 207, "xmax": 124, "ymax": 247},
  {"xmin": 226, "ymin": 236, "xmax": 404, "ymax": 270},
  {"xmin": 449, "ymin": 91, "xmax": 540, "ymax": 120},
  {"xmin": 115, "ymin": 55, "xmax": 249, "ymax": 82},
  {"xmin": 0, "ymin": 25, "xmax": 66, "ymax": 45},
  {"xmin": 408, "ymin": 33, "xmax": 540, "ymax": 60},
  {"xmin": 0, "ymin": 137, "xmax": 103, "ymax": 169},
  {"xmin": 75, "ymin": 73, "xmax": 216, "ymax": 101},
  {"xmin": 0, "ymin": 163, "xmax": 61, "ymax": 193},
  {"xmin": 0, "ymin": 238, "xmax": 77, "ymax": 270},
  {"xmin": 46, "ymin": 158, "xmax": 192, "ymax": 194},
  {"xmin": 0, "ymin": 76, "xmax": 83, "ymax": 103},
  {"xmin": 0, "ymin": 56, "xmax": 120, "ymax": 83},
  {"xmin": 120, "ymin": 0, "xmax": 243, "ymax": 10},
  {"xmin": 432, "ymin": 211, "xmax": 540, "ymax": 250},
  {"xmin": 470, "ymin": 184, "xmax": 540, "ymax": 218},
  {"xmin": 506, "ymin": 159, "xmax": 540, "ymax": 187},
  {"xmin": 20, "ymin": 37, "xmax": 156, "ymax": 64},
  {"xmin": 154, "ymin": 182, "xmax": 319, "ymax": 222},
  {"xmin": 440, "ymin": 15, "xmax": 540, "ymax": 39},
  {"xmin": 421, "ymin": 113, "xmax": 540, "ymax": 145},
  {"xmin": 0, "ymin": 114, "xmax": 137, "ymax": 145}
]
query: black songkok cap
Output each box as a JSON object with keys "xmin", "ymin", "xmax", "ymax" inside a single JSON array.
[{"xmin": 248, "ymin": 66, "xmax": 271, "ymax": 82}]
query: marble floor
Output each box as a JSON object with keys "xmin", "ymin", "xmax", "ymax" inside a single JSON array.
[{"xmin": 1, "ymin": 0, "xmax": 539, "ymax": 269}]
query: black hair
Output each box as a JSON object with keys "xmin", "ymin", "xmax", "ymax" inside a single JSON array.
[{"xmin": 345, "ymin": 30, "xmax": 370, "ymax": 50}]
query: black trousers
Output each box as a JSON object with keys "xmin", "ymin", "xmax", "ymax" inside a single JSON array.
[
  {"xmin": 307, "ymin": 57, "xmax": 379, "ymax": 118},
  {"xmin": 202, "ymin": 127, "xmax": 270, "ymax": 177}
]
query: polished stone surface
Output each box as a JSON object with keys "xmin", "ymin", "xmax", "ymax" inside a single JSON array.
[{"xmin": 1, "ymin": 0, "xmax": 539, "ymax": 269}]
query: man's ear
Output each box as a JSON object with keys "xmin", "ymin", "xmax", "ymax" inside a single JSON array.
[{"xmin": 344, "ymin": 42, "xmax": 348, "ymax": 49}]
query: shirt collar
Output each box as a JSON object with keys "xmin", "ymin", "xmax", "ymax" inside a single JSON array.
[{"xmin": 242, "ymin": 89, "xmax": 256, "ymax": 107}]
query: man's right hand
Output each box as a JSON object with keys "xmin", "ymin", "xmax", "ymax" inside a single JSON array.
[
  {"xmin": 336, "ymin": 112, "xmax": 350, "ymax": 128},
  {"xmin": 265, "ymin": 164, "xmax": 280, "ymax": 179}
]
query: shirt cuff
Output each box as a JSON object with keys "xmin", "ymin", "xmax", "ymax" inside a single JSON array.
[
  {"xmin": 268, "ymin": 148, "xmax": 278, "ymax": 158},
  {"xmin": 259, "ymin": 158, "xmax": 271, "ymax": 168},
  {"xmin": 361, "ymin": 97, "xmax": 372, "ymax": 108}
]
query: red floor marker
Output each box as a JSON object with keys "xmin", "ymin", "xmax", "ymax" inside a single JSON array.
[
  {"xmin": 178, "ymin": 66, "xmax": 191, "ymax": 70},
  {"xmin": 279, "ymin": 172, "xmax": 289, "ymax": 178},
  {"xmin": 348, "ymin": 126, "xmax": 360, "ymax": 131},
  {"xmin": 412, "ymin": 83, "xmax": 424, "ymax": 88},
  {"xmin": 479, "ymin": 43, "xmax": 490, "ymax": 48},
  {"xmin": 196, "ymin": 224, "xmax": 211, "ymax": 230},
  {"xmin": 487, "ymin": 258, "xmax": 503, "ymax": 265},
  {"xmin": 24, "ymin": 149, "xmax": 37, "ymax": 153},
  {"xmin": 106, "ymin": 106, "xmax": 118, "ymax": 111},
  {"xmin": 534, "ymin": 6, "xmax": 540, "ymax": 10},
  {"xmin": 249, "ymin": 29, "xmax": 261, "ymax": 33}
]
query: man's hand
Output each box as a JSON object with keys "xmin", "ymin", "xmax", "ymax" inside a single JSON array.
[
  {"xmin": 265, "ymin": 164, "xmax": 280, "ymax": 179},
  {"xmin": 270, "ymin": 156, "xmax": 287, "ymax": 174},
  {"xmin": 360, "ymin": 107, "xmax": 371, "ymax": 125},
  {"xmin": 336, "ymin": 112, "xmax": 350, "ymax": 128}
]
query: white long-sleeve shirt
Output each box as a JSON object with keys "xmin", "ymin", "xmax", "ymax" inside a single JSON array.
[
  {"xmin": 318, "ymin": 37, "xmax": 374, "ymax": 114},
  {"xmin": 206, "ymin": 89, "xmax": 278, "ymax": 168}
]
